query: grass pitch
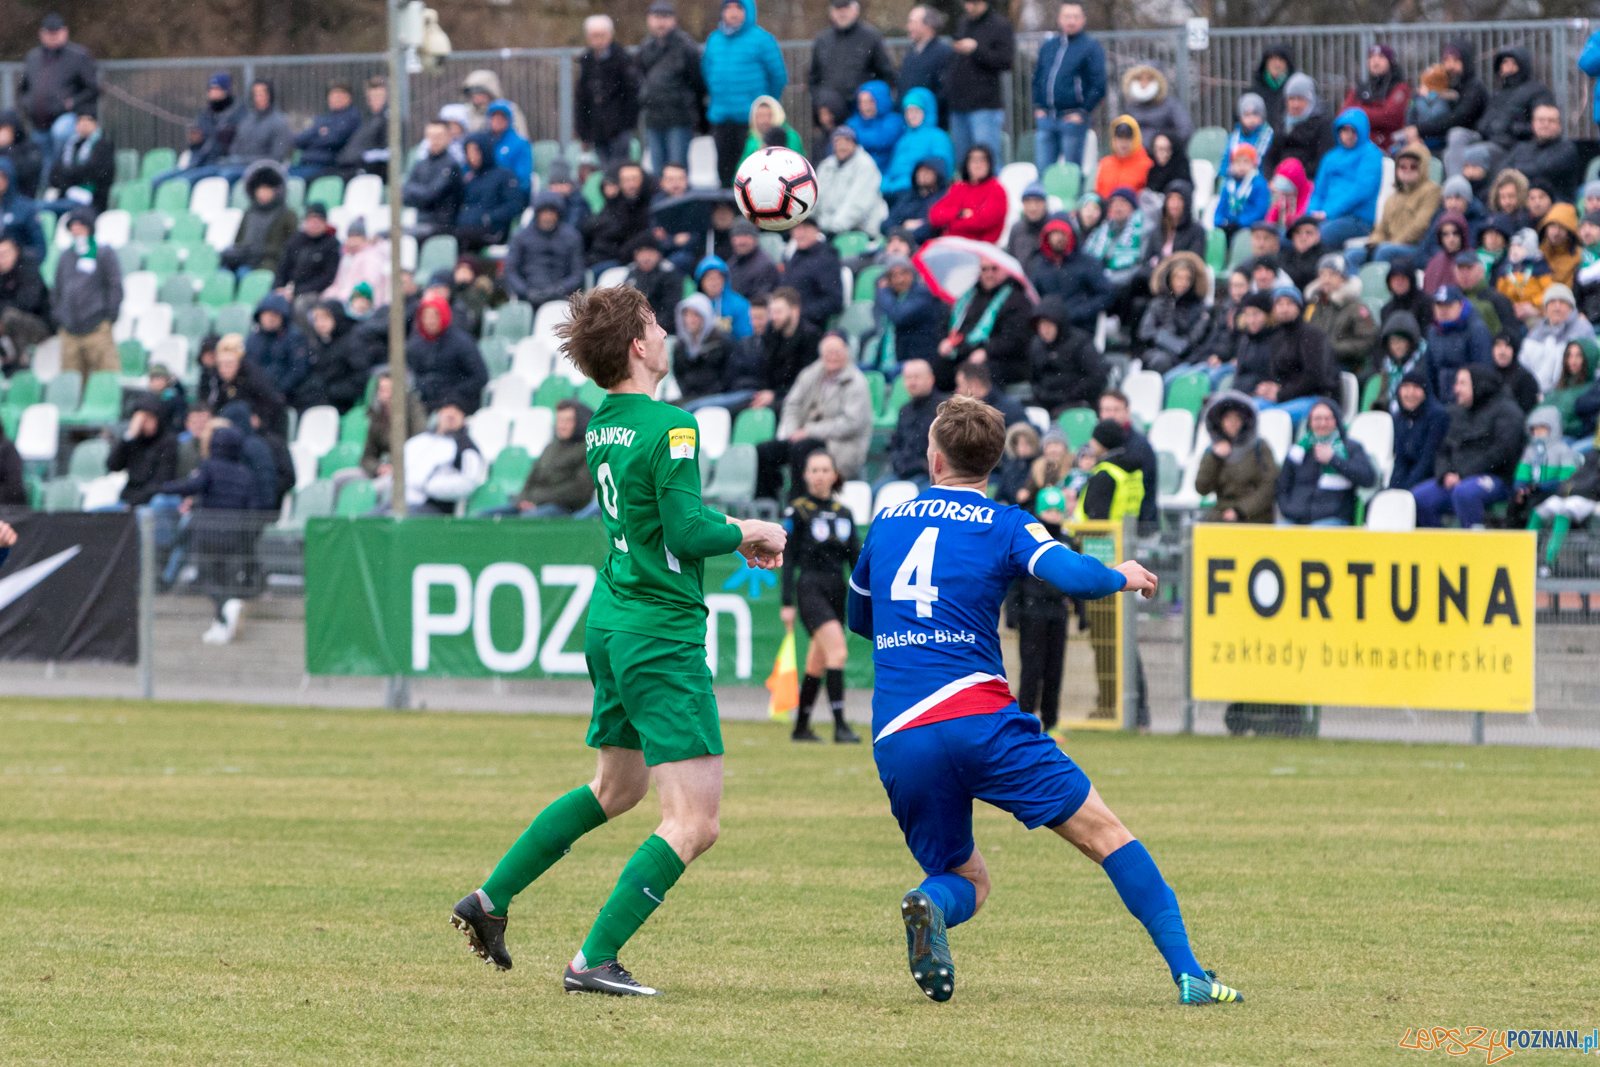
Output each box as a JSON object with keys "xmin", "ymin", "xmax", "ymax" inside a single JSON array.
[{"xmin": 2, "ymin": 699, "xmax": 1596, "ymax": 1066}]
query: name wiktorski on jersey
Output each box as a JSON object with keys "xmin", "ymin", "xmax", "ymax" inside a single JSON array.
[
  {"xmin": 876, "ymin": 498, "xmax": 996, "ymax": 524},
  {"xmin": 586, "ymin": 426, "xmax": 637, "ymax": 449}
]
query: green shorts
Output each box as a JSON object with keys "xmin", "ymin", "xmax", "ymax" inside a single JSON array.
[{"xmin": 585, "ymin": 627, "xmax": 724, "ymax": 766}]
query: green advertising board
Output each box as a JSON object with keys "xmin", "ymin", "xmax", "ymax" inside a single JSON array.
[{"xmin": 303, "ymin": 516, "xmax": 875, "ymax": 688}]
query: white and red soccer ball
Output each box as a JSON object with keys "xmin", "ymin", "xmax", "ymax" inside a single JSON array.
[{"xmin": 733, "ymin": 147, "xmax": 818, "ymax": 232}]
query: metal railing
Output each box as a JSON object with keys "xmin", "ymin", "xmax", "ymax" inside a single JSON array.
[{"xmin": 1, "ymin": 18, "xmax": 1593, "ymax": 162}]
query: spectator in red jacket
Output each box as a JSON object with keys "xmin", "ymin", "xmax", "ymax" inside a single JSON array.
[
  {"xmin": 927, "ymin": 144, "xmax": 1007, "ymax": 243},
  {"xmin": 1342, "ymin": 44, "xmax": 1411, "ymax": 151}
]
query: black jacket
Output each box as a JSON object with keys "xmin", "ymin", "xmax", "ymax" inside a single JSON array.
[
  {"xmin": 1080, "ymin": 447, "xmax": 1143, "ymax": 522},
  {"xmin": 808, "ymin": 21, "xmax": 898, "ymax": 118},
  {"xmin": 408, "ymin": 325, "xmax": 488, "ymax": 414},
  {"xmin": 1415, "ymin": 40, "xmax": 1488, "ymax": 141},
  {"xmin": 577, "ymin": 46, "xmax": 641, "ymax": 146},
  {"xmin": 729, "ymin": 246, "xmax": 780, "ymax": 300},
  {"xmin": 637, "ymin": 30, "xmax": 704, "ymax": 131},
  {"xmin": 200, "ymin": 359, "xmax": 287, "ymax": 438},
  {"xmin": 784, "ymin": 242, "xmax": 845, "ymax": 331},
  {"xmin": 402, "ymin": 150, "xmax": 465, "ymax": 230},
  {"xmin": 898, "ymin": 38, "xmax": 953, "ymax": 117},
  {"xmin": 296, "ymin": 304, "xmax": 378, "ymax": 413},
  {"xmin": 1389, "ymin": 393, "xmax": 1451, "ymax": 491},
  {"xmin": 273, "ymin": 230, "xmax": 341, "ymax": 295},
  {"xmin": 1250, "ymin": 45, "xmax": 1295, "ymax": 132},
  {"xmin": 0, "ymin": 435, "xmax": 23, "ymax": 505},
  {"xmin": 1495, "ymin": 359, "xmax": 1541, "ymax": 415},
  {"xmin": 1436, "ymin": 365, "xmax": 1526, "ymax": 481},
  {"xmin": 21, "ymin": 41, "xmax": 97, "ymax": 131},
  {"xmin": 888, "ymin": 390, "xmax": 946, "ymax": 479},
  {"xmin": 50, "ymin": 130, "xmax": 115, "ymax": 212},
  {"xmin": 626, "ymin": 263, "xmax": 682, "ymax": 329},
  {"xmin": 763, "ymin": 321, "xmax": 823, "ymax": 401},
  {"xmin": 109, "ymin": 431, "xmax": 178, "ymax": 507},
  {"xmin": 1028, "ymin": 297, "xmax": 1105, "ymax": 411},
  {"xmin": 335, "ymin": 106, "xmax": 389, "ymax": 174},
  {"xmin": 724, "ymin": 334, "xmax": 771, "ymax": 393},
  {"xmin": 672, "ymin": 330, "xmax": 732, "ymax": 401},
  {"xmin": 945, "ymin": 8, "xmax": 1014, "ymax": 114},
  {"xmin": 159, "ymin": 427, "xmax": 264, "ymax": 511},
  {"xmin": 1281, "ymin": 240, "xmax": 1326, "ymax": 293},
  {"xmin": 583, "ymin": 182, "xmax": 654, "ymax": 267},
  {"xmin": 1232, "ymin": 325, "xmax": 1279, "ymax": 397},
  {"xmin": 1271, "ymin": 319, "xmax": 1339, "ymax": 402},
  {"xmin": 980, "ymin": 387, "xmax": 1028, "ymax": 428},
  {"xmin": 1264, "ymin": 108, "xmax": 1335, "ymax": 185},
  {"xmin": 0, "ymin": 254, "xmax": 51, "ymax": 326},
  {"xmin": 1503, "ymin": 135, "xmax": 1581, "ymax": 205},
  {"xmin": 1274, "ymin": 405, "xmax": 1376, "ymax": 524},
  {"xmin": 1478, "ymin": 47, "xmax": 1552, "ymax": 149},
  {"xmin": 946, "ymin": 282, "xmax": 1031, "ymax": 389},
  {"xmin": 0, "ymin": 116, "xmax": 44, "ymax": 198}
]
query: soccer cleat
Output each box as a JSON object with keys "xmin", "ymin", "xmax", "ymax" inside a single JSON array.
[
  {"xmin": 791, "ymin": 726, "xmax": 823, "ymax": 743},
  {"xmin": 833, "ymin": 722, "xmax": 861, "ymax": 744},
  {"xmin": 450, "ymin": 892, "xmax": 513, "ymax": 971},
  {"xmin": 564, "ymin": 959, "xmax": 658, "ymax": 996},
  {"xmin": 902, "ymin": 889, "xmax": 954, "ymax": 1002},
  {"xmin": 1178, "ymin": 970, "xmax": 1243, "ymax": 1005}
]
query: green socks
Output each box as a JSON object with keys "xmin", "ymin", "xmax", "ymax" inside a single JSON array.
[
  {"xmin": 575, "ymin": 834, "xmax": 686, "ymax": 969},
  {"xmin": 479, "ymin": 785, "xmax": 608, "ymax": 917}
]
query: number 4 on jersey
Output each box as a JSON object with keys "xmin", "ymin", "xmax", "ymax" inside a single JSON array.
[{"xmin": 891, "ymin": 527, "xmax": 940, "ymax": 618}]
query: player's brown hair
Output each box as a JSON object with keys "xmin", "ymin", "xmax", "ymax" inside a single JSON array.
[
  {"xmin": 556, "ymin": 286, "xmax": 654, "ymax": 389},
  {"xmin": 929, "ymin": 394, "xmax": 1006, "ymax": 480}
]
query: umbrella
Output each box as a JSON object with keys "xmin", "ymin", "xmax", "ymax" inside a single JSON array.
[
  {"xmin": 911, "ymin": 236, "xmax": 1039, "ymax": 306},
  {"xmin": 649, "ymin": 188, "xmax": 738, "ymax": 236}
]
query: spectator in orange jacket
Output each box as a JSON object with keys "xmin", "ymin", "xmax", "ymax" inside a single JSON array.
[
  {"xmin": 927, "ymin": 143, "xmax": 1008, "ymax": 243},
  {"xmin": 1093, "ymin": 114, "xmax": 1152, "ymax": 201}
]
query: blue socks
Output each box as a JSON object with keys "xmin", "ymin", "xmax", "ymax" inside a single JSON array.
[
  {"xmin": 918, "ymin": 872, "xmax": 978, "ymax": 927},
  {"xmin": 1101, "ymin": 840, "xmax": 1204, "ymax": 982}
]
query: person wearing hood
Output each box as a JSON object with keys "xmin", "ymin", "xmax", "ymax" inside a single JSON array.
[
  {"xmin": 1497, "ymin": 227, "xmax": 1552, "ymax": 324},
  {"xmin": 782, "ymin": 218, "xmax": 845, "ymax": 332},
  {"xmin": 928, "ymin": 143, "xmax": 1007, "ymax": 243},
  {"xmin": 48, "ymin": 110, "xmax": 113, "ymax": 211},
  {"xmin": 1413, "ymin": 363, "xmax": 1526, "ymax": 525},
  {"xmin": 1251, "ymin": 44, "xmax": 1296, "ymax": 132},
  {"xmin": 696, "ymin": 255, "xmax": 753, "ymax": 339},
  {"xmin": 1384, "ymin": 369, "xmax": 1451, "ymax": 490},
  {"xmin": 273, "ymin": 202, "xmax": 341, "ymax": 311},
  {"xmin": 1421, "ymin": 209, "xmax": 1472, "ymax": 295},
  {"xmin": 991, "ymin": 420, "xmax": 1039, "ymax": 506},
  {"xmin": 1306, "ymin": 109, "xmax": 1384, "ymax": 247},
  {"xmin": 1376, "ymin": 257, "xmax": 1431, "ymax": 333},
  {"xmin": 221, "ymin": 161, "xmax": 297, "ymax": 275},
  {"xmin": 406, "ymin": 295, "xmax": 486, "ymax": 414},
  {"xmin": 1346, "ymin": 140, "xmax": 1440, "ymax": 270},
  {"xmin": 1136, "ymin": 251, "xmax": 1210, "ymax": 374},
  {"xmin": 512, "ymin": 399, "xmax": 596, "ymax": 516},
  {"xmin": 884, "ymin": 157, "xmax": 948, "ymax": 243},
  {"xmin": 815, "ymin": 126, "xmax": 887, "ymax": 236},
  {"xmin": 0, "ymin": 112, "xmax": 43, "ymax": 199},
  {"xmin": 1340, "ymin": 44, "xmax": 1410, "ymax": 151},
  {"xmin": 583, "ymin": 162, "xmax": 655, "ymax": 271},
  {"xmin": 935, "ymin": 256, "xmax": 1031, "ymax": 388},
  {"xmin": 1264, "ymin": 73, "xmax": 1335, "ymax": 182},
  {"xmin": 1144, "ymin": 131, "xmax": 1191, "ymax": 197},
  {"xmin": 845, "ymin": 80, "xmax": 903, "ymax": 174},
  {"xmin": 1477, "ymin": 47, "xmax": 1552, "ymax": 151},
  {"xmin": 1527, "ymin": 438, "xmax": 1600, "ymax": 575},
  {"xmin": 727, "ymin": 218, "xmax": 779, "ymax": 299},
  {"xmin": 1094, "ymin": 114, "xmax": 1152, "ymax": 200},
  {"xmin": 160, "ymin": 71, "xmax": 239, "ymax": 188},
  {"xmin": 1459, "ymin": 141, "xmax": 1503, "ymax": 203},
  {"xmin": 872, "ymin": 254, "xmax": 943, "ymax": 370},
  {"xmin": 0, "ymin": 236, "xmax": 49, "ymax": 370},
  {"xmin": 289, "ymin": 80, "xmax": 360, "ymax": 180},
  {"xmin": 0, "ymin": 159, "xmax": 45, "ymax": 262},
  {"xmin": 1423, "ymin": 284, "xmax": 1493, "ymax": 398},
  {"xmin": 461, "ymin": 70, "xmax": 527, "ymax": 137},
  {"xmin": 624, "ymin": 232, "xmax": 682, "ymax": 328},
  {"xmin": 672, "ymin": 292, "xmax": 733, "ymax": 404},
  {"xmin": 217, "ymin": 398, "xmax": 292, "ymax": 513},
  {"xmin": 1028, "ymin": 217, "xmax": 1111, "ymax": 330},
  {"xmin": 1543, "ymin": 337, "xmax": 1599, "ymax": 436},
  {"xmin": 482, "ymin": 100, "xmax": 532, "ymax": 195},
  {"xmin": 575, "ymin": 15, "xmax": 641, "ymax": 172},
  {"xmin": 1120, "ymin": 65, "xmax": 1193, "ymax": 152},
  {"xmin": 245, "ymin": 292, "xmax": 310, "ymax": 401},
  {"xmin": 741, "ymin": 94, "xmax": 804, "ymax": 164},
  {"xmin": 1211, "ymin": 143, "xmax": 1270, "ymax": 240},
  {"xmin": 1029, "ymin": 294, "xmax": 1105, "ymax": 414},
  {"xmin": 1416, "ymin": 176, "xmax": 1486, "ymax": 261},
  {"xmin": 455, "ymin": 130, "xmax": 523, "ymax": 251},
  {"xmin": 1031, "ymin": 2, "xmax": 1104, "ymax": 169},
  {"xmin": 1262, "ymin": 286, "xmax": 1339, "ymax": 419},
  {"xmin": 1366, "ymin": 306, "xmax": 1422, "ymax": 410},
  {"xmin": 1195, "ymin": 392, "xmax": 1278, "ymax": 523},
  {"xmin": 1274, "ymin": 398, "xmax": 1375, "ymax": 525},
  {"xmin": 1230, "ymin": 291, "xmax": 1279, "ymax": 397},
  {"xmin": 1305, "ymin": 255, "xmax": 1377, "ymax": 377},
  {"xmin": 1539, "ymin": 201, "xmax": 1581, "ymax": 288},
  {"xmin": 944, "ymin": 0, "xmax": 1014, "ymax": 162},
  {"xmin": 1082, "ymin": 186, "xmax": 1145, "ymax": 289},
  {"xmin": 158, "ymin": 422, "xmax": 264, "ymax": 513},
  {"xmin": 51, "ymin": 206, "xmax": 120, "ymax": 386},
  {"xmin": 1279, "ymin": 215, "xmax": 1326, "ymax": 291},
  {"xmin": 1519, "ymin": 283, "xmax": 1594, "ymax": 393},
  {"xmin": 1404, "ymin": 41, "xmax": 1488, "ymax": 164},
  {"xmin": 810, "ymin": 0, "xmax": 897, "ymax": 124},
  {"xmin": 1476, "ymin": 211, "xmax": 1515, "ymax": 281},
  {"xmin": 703, "ymin": 0, "xmax": 788, "ymax": 187},
  {"xmin": 106, "ymin": 397, "xmax": 178, "ymax": 509},
  {"xmin": 402, "ymin": 120, "xmax": 465, "ymax": 238},
  {"xmin": 880, "ymin": 90, "xmax": 953, "ymax": 199},
  {"xmin": 1487, "ymin": 330, "xmax": 1539, "ymax": 414},
  {"xmin": 294, "ymin": 299, "xmax": 375, "ymax": 413},
  {"xmin": 501, "ymin": 191, "xmax": 584, "ymax": 308},
  {"xmin": 637, "ymin": 1, "xmax": 706, "ymax": 172},
  {"xmin": 1503, "ymin": 103, "xmax": 1580, "ymax": 205}
]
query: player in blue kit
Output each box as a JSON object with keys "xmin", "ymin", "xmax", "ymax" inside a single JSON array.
[{"xmin": 847, "ymin": 395, "xmax": 1242, "ymax": 1007}]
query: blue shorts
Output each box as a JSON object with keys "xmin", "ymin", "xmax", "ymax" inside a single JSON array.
[{"xmin": 874, "ymin": 709, "xmax": 1094, "ymax": 876}]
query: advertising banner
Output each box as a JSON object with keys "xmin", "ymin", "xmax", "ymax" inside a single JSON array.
[
  {"xmin": 303, "ymin": 517, "xmax": 876, "ymax": 687},
  {"xmin": 0, "ymin": 509, "xmax": 139, "ymax": 663},
  {"xmin": 1190, "ymin": 525, "xmax": 1535, "ymax": 713}
]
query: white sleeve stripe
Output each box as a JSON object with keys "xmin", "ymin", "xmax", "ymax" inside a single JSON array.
[
  {"xmin": 849, "ymin": 577, "xmax": 870, "ymax": 596},
  {"xmin": 1027, "ymin": 541, "xmax": 1063, "ymax": 577}
]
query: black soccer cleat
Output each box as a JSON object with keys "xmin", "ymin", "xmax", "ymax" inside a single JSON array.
[
  {"xmin": 451, "ymin": 891, "xmax": 512, "ymax": 971},
  {"xmin": 833, "ymin": 722, "xmax": 861, "ymax": 744},
  {"xmin": 902, "ymin": 889, "xmax": 955, "ymax": 1002},
  {"xmin": 791, "ymin": 726, "xmax": 823, "ymax": 743},
  {"xmin": 564, "ymin": 959, "xmax": 658, "ymax": 996}
]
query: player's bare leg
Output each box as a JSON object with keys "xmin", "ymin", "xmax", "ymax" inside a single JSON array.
[
  {"xmin": 902, "ymin": 846, "xmax": 989, "ymax": 1003},
  {"xmin": 1054, "ymin": 787, "xmax": 1242, "ymax": 1004}
]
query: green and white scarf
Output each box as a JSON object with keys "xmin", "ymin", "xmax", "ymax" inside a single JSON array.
[
  {"xmin": 1083, "ymin": 212, "xmax": 1144, "ymax": 272},
  {"xmin": 948, "ymin": 282, "xmax": 1014, "ymax": 348}
]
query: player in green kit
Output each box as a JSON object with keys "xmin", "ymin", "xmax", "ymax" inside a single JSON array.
[{"xmin": 451, "ymin": 286, "xmax": 787, "ymax": 996}]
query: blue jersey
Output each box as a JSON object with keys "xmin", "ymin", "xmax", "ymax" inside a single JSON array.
[{"xmin": 847, "ymin": 485, "xmax": 1126, "ymax": 743}]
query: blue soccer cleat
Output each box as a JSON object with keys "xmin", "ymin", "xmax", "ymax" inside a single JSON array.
[
  {"xmin": 1178, "ymin": 969, "xmax": 1243, "ymax": 1005},
  {"xmin": 902, "ymin": 889, "xmax": 955, "ymax": 1002}
]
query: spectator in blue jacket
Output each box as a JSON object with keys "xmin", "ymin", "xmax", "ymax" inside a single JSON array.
[
  {"xmin": 702, "ymin": 0, "xmax": 788, "ymax": 187},
  {"xmin": 847, "ymin": 80, "xmax": 903, "ymax": 174},
  {"xmin": 1306, "ymin": 108, "xmax": 1384, "ymax": 248},
  {"xmin": 290, "ymin": 80, "xmax": 361, "ymax": 180},
  {"xmin": 503, "ymin": 192, "xmax": 585, "ymax": 307},
  {"xmin": 697, "ymin": 255, "xmax": 753, "ymax": 339},
  {"xmin": 486, "ymin": 100, "xmax": 533, "ymax": 195},
  {"xmin": 873, "ymin": 254, "xmax": 943, "ymax": 369},
  {"xmin": 1423, "ymin": 284, "xmax": 1494, "ymax": 398},
  {"xmin": 1027, "ymin": 217, "xmax": 1111, "ymax": 331},
  {"xmin": 898, "ymin": 7, "xmax": 952, "ymax": 119},
  {"xmin": 1031, "ymin": 2, "xmax": 1105, "ymax": 171},
  {"xmin": 455, "ymin": 130, "xmax": 523, "ymax": 251},
  {"xmin": 881, "ymin": 89, "xmax": 953, "ymax": 199},
  {"xmin": 1388, "ymin": 369, "xmax": 1451, "ymax": 491},
  {"xmin": 1579, "ymin": 28, "xmax": 1600, "ymax": 126},
  {"xmin": 1211, "ymin": 143, "xmax": 1271, "ymax": 241},
  {"xmin": 0, "ymin": 158, "xmax": 45, "ymax": 262},
  {"xmin": 246, "ymin": 292, "xmax": 310, "ymax": 401}
]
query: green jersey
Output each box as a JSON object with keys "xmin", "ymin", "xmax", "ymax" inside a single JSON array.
[{"xmin": 584, "ymin": 392, "xmax": 743, "ymax": 643}]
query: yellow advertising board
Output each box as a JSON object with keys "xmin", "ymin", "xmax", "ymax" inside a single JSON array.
[{"xmin": 1190, "ymin": 525, "xmax": 1535, "ymax": 713}]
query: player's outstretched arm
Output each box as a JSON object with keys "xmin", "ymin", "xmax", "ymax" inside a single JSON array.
[
  {"xmin": 659, "ymin": 489, "xmax": 748, "ymax": 563},
  {"xmin": 1030, "ymin": 540, "xmax": 1130, "ymax": 601}
]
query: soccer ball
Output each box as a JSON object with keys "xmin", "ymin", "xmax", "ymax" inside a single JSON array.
[{"xmin": 733, "ymin": 147, "xmax": 818, "ymax": 232}]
